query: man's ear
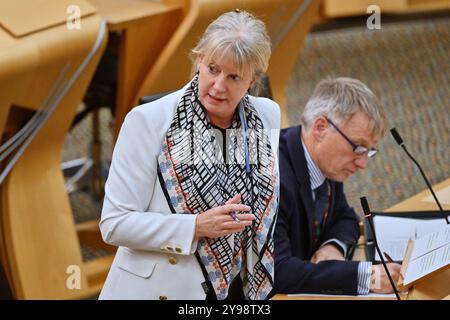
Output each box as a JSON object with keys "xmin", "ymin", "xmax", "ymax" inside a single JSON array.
[{"xmin": 311, "ymin": 116, "xmax": 329, "ymax": 141}]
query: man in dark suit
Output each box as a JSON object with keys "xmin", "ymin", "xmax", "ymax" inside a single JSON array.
[{"xmin": 274, "ymin": 77, "xmax": 400, "ymax": 295}]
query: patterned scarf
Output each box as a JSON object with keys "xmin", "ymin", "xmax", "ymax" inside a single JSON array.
[{"xmin": 157, "ymin": 75, "xmax": 278, "ymax": 300}]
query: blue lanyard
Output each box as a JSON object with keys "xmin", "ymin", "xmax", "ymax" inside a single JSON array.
[{"xmin": 238, "ymin": 105, "xmax": 251, "ymax": 174}]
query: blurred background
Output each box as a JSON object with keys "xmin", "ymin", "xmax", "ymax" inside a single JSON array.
[{"xmin": 1, "ymin": 0, "xmax": 449, "ymax": 299}]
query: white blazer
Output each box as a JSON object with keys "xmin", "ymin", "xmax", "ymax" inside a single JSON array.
[{"xmin": 99, "ymin": 84, "xmax": 280, "ymax": 300}]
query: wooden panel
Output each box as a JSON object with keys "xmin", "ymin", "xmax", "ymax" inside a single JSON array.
[
  {"xmin": 407, "ymin": 269, "xmax": 450, "ymax": 300},
  {"xmin": 89, "ymin": 0, "xmax": 185, "ymax": 141},
  {"xmin": 0, "ymin": 0, "xmax": 96, "ymax": 37},
  {"xmin": 114, "ymin": 8, "xmax": 183, "ymax": 138},
  {"xmin": 89, "ymin": 0, "xmax": 182, "ymax": 30},
  {"xmin": 0, "ymin": 13, "xmax": 107, "ymax": 299},
  {"xmin": 77, "ymin": 220, "xmax": 116, "ymax": 252},
  {"xmin": 84, "ymin": 255, "xmax": 114, "ymax": 292},
  {"xmin": 323, "ymin": 0, "xmax": 402, "ymax": 18},
  {"xmin": 322, "ymin": 0, "xmax": 450, "ymax": 18}
]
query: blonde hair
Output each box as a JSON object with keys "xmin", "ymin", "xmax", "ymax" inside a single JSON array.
[{"xmin": 191, "ymin": 10, "xmax": 271, "ymax": 92}]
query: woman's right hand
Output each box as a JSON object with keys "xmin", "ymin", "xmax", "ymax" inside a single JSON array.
[{"xmin": 195, "ymin": 194, "xmax": 255, "ymax": 239}]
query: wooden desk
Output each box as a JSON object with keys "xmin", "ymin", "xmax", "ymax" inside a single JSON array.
[
  {"xmin": 385, "ymin": 178, "xmax": 450, "ymax": 212},
  {"xmin": 273, "ymin": 178, "xmax": 450, "ymax": 300},
  {"xmin": 88, "ymin": 0, "xmax": 184, "ymax": 139},
  {"xmin": 272, "ymin": 292, "xmax": 406, "ymax": 300}
]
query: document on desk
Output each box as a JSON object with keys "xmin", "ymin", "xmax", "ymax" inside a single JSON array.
[
  {"xmin": 372, "ymin": 215, "xmax": 446, "ymax": 261},
  {"xmin": 410, "ymin": 223, "xmax": 450, "ymax": 259},
  {"xmin": 403, "ymin": 225, "xmax": 450, "ymax": 286}
]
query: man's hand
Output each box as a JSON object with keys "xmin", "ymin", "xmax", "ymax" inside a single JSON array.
[
  {"xmin": 310, "ymin": 243, "xmax": 345, "ymax": 264},
  {"xmin": 370, "ymin": 263, "xmax": 401, "ymax": 293}
]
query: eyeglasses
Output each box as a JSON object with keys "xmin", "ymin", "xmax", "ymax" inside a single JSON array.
[{"xmin": 326, "ymin": 117, "xmax": 377, "ymax": 158}]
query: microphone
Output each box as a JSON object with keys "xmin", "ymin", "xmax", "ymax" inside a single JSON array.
[
  {"xmin": 360, "ymin": 196, "xmax": 401, "ymax": 300},
  {"xmin": 390, "ymin": 128, "xmax": 449, "ymax": 224}
]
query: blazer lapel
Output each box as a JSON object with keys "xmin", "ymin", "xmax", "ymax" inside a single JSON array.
[{"xmin": 284, "ymin": 126, "xmax": 316, "ymax": 250}]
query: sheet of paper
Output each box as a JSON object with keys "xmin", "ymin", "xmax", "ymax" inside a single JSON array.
[
  {"xmin": 375, "ymin": 238, "xmax": 409, "ymax": 261},
  {"xmin": 403, "ymin": 242, "xmax": 450, "ymax": 286},
  {"xmin": 373, "ymin": 215, "xmax": 446, "ymax": 261},
  {"xmin": 422, "ymin": 185, "xmax": 450, "ymax": 205},
  {"xmin": 410, "ymin": 224, "xmax": 450, "ymax": 260}
]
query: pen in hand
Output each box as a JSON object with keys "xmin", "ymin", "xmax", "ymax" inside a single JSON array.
[
  {"xmin": 229, "ymin": 211, "xmax": 241, "ymax": 223},
  {"xmin": 384, "ymin": 251, "xmax": 405, "ymax": 282},
  {"xmin": 222, "ymin": 196, "xmax": 243, "ymax": 223},
  {"xmin": 218, "ymin": 202, "xmax": 241, "ymax": 222},
  {"xmin": 383, "ymin": 251, "xmax": 395, "ymax": 263}
]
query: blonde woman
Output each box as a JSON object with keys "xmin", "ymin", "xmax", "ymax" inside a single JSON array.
[{"xmin": 99, "ymin": 10, "xmax": 280, "ymax": 300}]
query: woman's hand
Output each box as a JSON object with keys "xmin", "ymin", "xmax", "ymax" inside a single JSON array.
[{"xmin": 195, "ymin": 194, "xmax": 255, "ymax": 239}]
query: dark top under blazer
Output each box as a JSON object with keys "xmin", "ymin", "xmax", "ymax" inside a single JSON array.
[{"xmin": 274, "ymin": 125, "xmax": 361, "ymax": 295}]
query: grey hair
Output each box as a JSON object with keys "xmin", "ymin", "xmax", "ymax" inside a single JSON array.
[
  {"xmin": 191, "ymin": 10, "xmax": 271, "ymax": 93},
  {"xmin": 301, "ymin": 77, "xmax": 387, "ymax": 138}
]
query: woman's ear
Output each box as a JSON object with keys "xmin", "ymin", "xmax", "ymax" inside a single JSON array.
[
  {"xmin": 195, "ymin": 55, "xmax": 204, "ymax": 73},
  {"xmin": 252, "ymin": 72, "xmax": 261, "ymax": 86},
  {"xmin": 195, "ymin": 62, "xmax": 200, "ymax": 74},
  {"xmin": 248, "ymin": 74, "xmax": 259, "ymax": 92}
]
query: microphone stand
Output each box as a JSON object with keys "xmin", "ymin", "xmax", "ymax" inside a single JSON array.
[
  {"xmin": 390, "ymin": 128, "xmax": 449, "ymax": 224},
  {"xmin": 360, "ymin": 197, "xmax": 401, "ymax": 300}
]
